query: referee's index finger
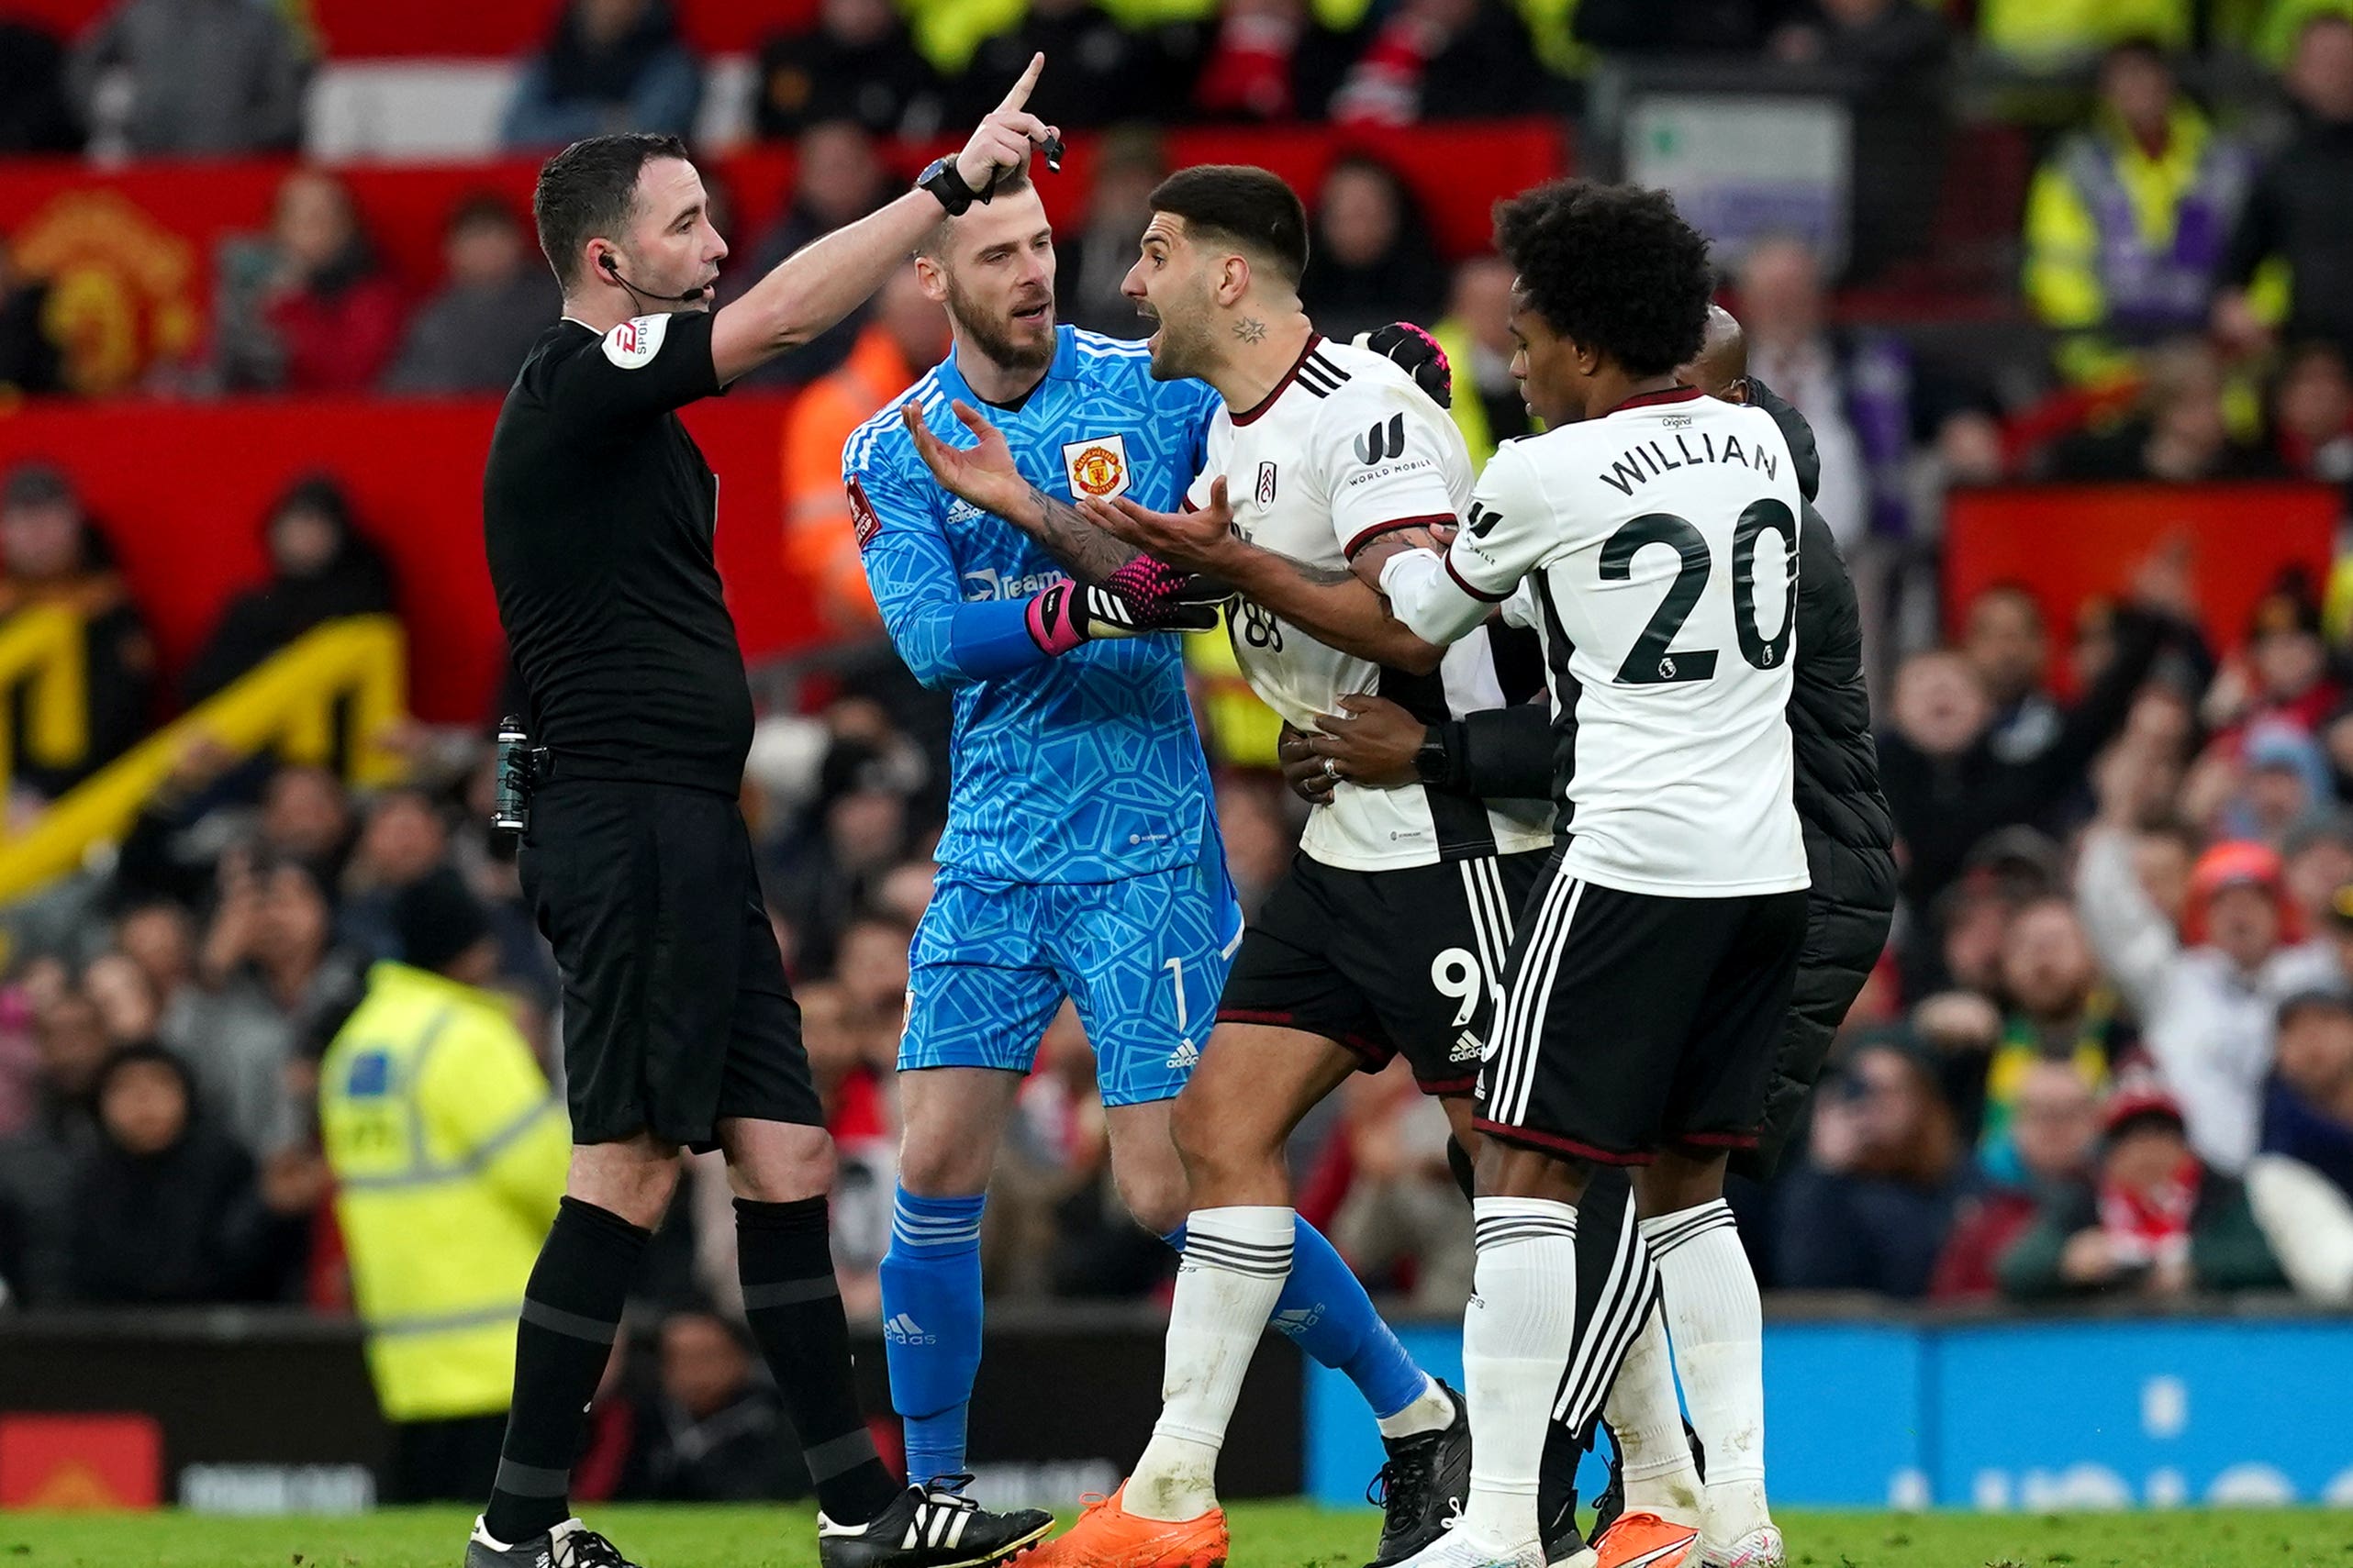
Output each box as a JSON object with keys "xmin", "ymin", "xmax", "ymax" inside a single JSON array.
[{"xmin": 997, "ymin": 52, "xmax": 1044, "ymax": 115}]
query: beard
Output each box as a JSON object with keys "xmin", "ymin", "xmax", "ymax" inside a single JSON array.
[
  {"xmin": 1143, "ymin": 276, "xmax": 1219, "ymax": 382},
  {"xmin": 944, "ymin": 272, "xmax": 1055, "ymax": 373}
]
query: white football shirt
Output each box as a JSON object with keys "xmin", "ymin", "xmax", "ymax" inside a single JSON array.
[
  {"xmin": 1385, "ymin": 387, "xmax": 1810, "ymax": 897},
  {"xmin": 1189, "ymin": 335, "xmax": 1554, "ymax": 873}
]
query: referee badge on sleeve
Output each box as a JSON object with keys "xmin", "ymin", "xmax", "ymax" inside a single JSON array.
[
  {"xmin": 846, "ymin": 477, "xmax": 884, "ymax": 549},
  {"xmin": 602, "ymin": 314, "xmax": 669, "ymax": 369},
  {"xmin": 1062, "ymin": 434, "xmax": 1132, "ymax": 501}
]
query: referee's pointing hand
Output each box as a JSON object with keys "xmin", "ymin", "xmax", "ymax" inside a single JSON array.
[{"xmin": 955, "ymin": 52, "xmax": 1059, "ymax": 195}]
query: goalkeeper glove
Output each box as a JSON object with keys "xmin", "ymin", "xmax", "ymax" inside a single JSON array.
[
  {"xmin": 1025, "ymin": 555, "xmax": 1228, "ymax": 655},
  {"xmin": 1355, "ymin": 322, "xmax": 1453, "ymax": 410}
]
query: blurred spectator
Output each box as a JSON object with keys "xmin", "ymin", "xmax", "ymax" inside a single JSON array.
[
  {"xmin": 1931, "ymin": 1060, "xmax": 2101, "ymax": 1299},
  {"xmin": 780, "ymin": 265, "xmax": 948, "ymax": 635},
  {"xmin": 1879, "ymin": 553, "xmax": 2180, "ymax": 937},
  {"xmin": 2024, "ymin": 40, "xmax": 2253, "ymax": 386},
  {"xmin": 2199, "ymin": 572, "xmax": 2339, "ymax": 751},
  {"xmin": 1323, "ymin": 1062, "xmax": 1471, "ymax": 1310},
  {"xmin": 2078, "ymin": 828, "xmax": 2337, "ymax": 1173},
  {"xmin": 2246, "ymin": 985, "xmax": 2353, "ymax": 1301},
  {"xmin": 0, "ymin": 18, "xmax": 76, "ymax": 153},
  {"xmin": 2047, "ymin": 339, "xmax": 2284, "ymax": 481},
  {"xmin": 1769, "ymin": 0, "xmax": 1952, "ymax": 281},
  {"xmin": 1188, "ymin": 0, "xmax": 1356, "ymax": 122},
  {"xmin": 1299, "ymin": 154, "xmax": 1447, "ymax": 344},
  {"xmin": 319, "ymin": 869, "xmax": 568, "ymax": 1501},
  {"xmin": 500, "ymin": 0, "xmax": 702, "ymax": 150},
  {"xmin": 0, "ymin": 983, "xmax": 109, "ymax": 1299},
  {"xmin": 69, "ymin": 0, "xmax": 306, "ymax": 158},
  {"xmin": 1328, "ymin": 0, "xmax": 1549, "ymax": 127},
  {"xmin": 1734, "ymin": 238, "xmax": 1872, "ymax": 545},
  {"xmin": 65, "ymin": 1042, "xmax": 312, "ymax": 1304},
  {"xmin": 1999, "ymin": 1074, "xmax": 2284, "ymax": 1298},
  {"xmin": 2269, "ymin": 340, "xmax": 2353, "ymax": 483},
  {"xmin": 2282, "ymin": 816, "xmax": 2353, "ymax": 930},
  {"xmin": 384, "ymin": 195, "xmax": 560, "ymax": 395},
  {"xmin": 2216, "ymin": 15, "xmax": 2353, "ymax": 365},
  {"xmin": 1953, "ymin": 897, "xmax": 2129, "ymax": 1178},
  {"xmin": 216, "ymin": 170, "xmax": 408, "ymax": 395},
  {"xmin": 184, "ymin": 475, "xmax": 397, "ymax": 705},
  {"xmin": 834, "ymin": 912, "xmax": 914, "ymax": 1040},
  {"xmin": 1216, "ymin": 773, "xmax": 1294, "ymax": 921},
  {"xmin": 619, "ymin": 1308, "xmax": 800, "ymax": 1501},
  {"xmin": 765, "ymin": 751, "xmax": 920, "ymax": 973},
  {"xmin": 793, "ymin": 978, "xmax": 895, "ymax": 1314},
  {"xmin": 1055, "ymin": 128, "xmax": 1167, "ymax": 339},
  {"xmin": 339, "ymin": 785, "xmax": 458, "ymax": 961},
  {"xmin": 1433, "ymin": 255, "xmax": 1533, "ymax": 469},
  {"xmin": 0, "ymin": 239, "xmax": 65, "ymax": 398},
  {"xmin": 0, "ymin": 462, "xmax": 156, "ymax": 799},
  {"xmin": 116, "ymin": 750, "xmax": 356, "ymax": 912},
  {"xmin": 1776, "ymin": 1040, "xmax": 1980, "ymax": 1297},
  {"xmin": 180, "ymin": 851, "xmax": 365, "ymax": 1159},
  {"xmin": 1963, "ymin": 584, "xmax": 2058, "ymax": 768},
  {"xmin": 737, "ymin": 122, "xmax": 894, "ymax": 388},
  {"xmin": 754, "ymin": 0, "xmax": 945, "ymax": 141},
  {"xmin": 963, "ymin": 0, "xmax": 1173, "ymax": 128}
]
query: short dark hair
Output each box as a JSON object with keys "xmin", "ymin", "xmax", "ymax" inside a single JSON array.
[
  {"xmin": 1493, "ymin": 180, "xmax": 1713, "ymax": 378},
  {"xmin": 532, "ymin": 132, "xmax": 690, "ymax": 291},
  {"xmin": 1148, "ymin": 165, "xmax": 1310, "ymax": 289}
]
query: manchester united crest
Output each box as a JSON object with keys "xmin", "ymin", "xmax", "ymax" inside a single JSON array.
[{"xmin": 1060, "ymin": 434, "xmax": 1132, "ymax": 500}]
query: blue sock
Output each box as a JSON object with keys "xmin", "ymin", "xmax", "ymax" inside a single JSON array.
[
  {"xmin": 879, "ymin": 1188, "xmax": 987, "ymax": 1484},
  {"xmin": 1164, "ymin": 1215, "xmax": 1429, "ymax": 1421}
]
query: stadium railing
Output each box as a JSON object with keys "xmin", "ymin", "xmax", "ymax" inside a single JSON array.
[{"xmin": 0, "ymin": 615, "xmax": 407, "ymax": 903}]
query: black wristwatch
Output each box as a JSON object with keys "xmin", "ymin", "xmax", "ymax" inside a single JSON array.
[
  {"xmin": 1411, "ymin": 726, "xmax": 1452, "ymax": 786},
  {"xmin": 918, "ymin": 156, "xmax": 984, "ymax": 217}
]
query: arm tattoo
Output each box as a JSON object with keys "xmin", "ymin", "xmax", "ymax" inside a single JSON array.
[
  {"xmin": 1235, "ymin": 316, "xmax": 1268, "ymax": 344},
  {"xmin": 1008, "ymin": 483, "xmax": 1140, "ymax": 585}
]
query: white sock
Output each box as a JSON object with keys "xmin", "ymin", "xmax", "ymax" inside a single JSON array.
[
  {"xmin": 1645, "ymin": 1200, "xmax": 1769, "ymax": 1541},
  {"xmin": 1375, "ymin": 1373, "xmax": 1455, "ymax": 1440},
  {"xmin": 1128, "ymin": 1205, "xmax": 1294, "ymax": 1522},
  {"xmin": 1461, "ymin": 1197, "xmax": 1578, "ymax": 1550},
  {"xmin": 1600, "ymin": 1310, "xmax": 1701, "ymax": 1523}
]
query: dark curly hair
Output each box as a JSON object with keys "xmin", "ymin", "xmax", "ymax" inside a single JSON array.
[{"xmin": 1493, "ymin": 180, "xmax": 1714, "ymax": 379}]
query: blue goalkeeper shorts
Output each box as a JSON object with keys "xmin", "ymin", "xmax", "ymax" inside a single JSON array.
[{"xmin": 901, "ymin": 842, "xmax": 1243, "ymax": 1106}]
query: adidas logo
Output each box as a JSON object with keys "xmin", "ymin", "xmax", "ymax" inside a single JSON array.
[
  {"xmin": 1272, "ymin": 1305, "xmax": 1323, "ymax": 1334},
  {"xmin": 884, "ymin": 1312, "xmax": 937, "ymax": 1346},
  {"xmin": 1165, "ymin": 1040, "xmax": 1201, "ymax": 1071},
  {"xmin": 900, "ymin": 1499, "xmax": 974, "ymax": 1552},
  {"xmin": 1451, "ymin": 1030, "xmax": 1482, "ymax": 1064}
]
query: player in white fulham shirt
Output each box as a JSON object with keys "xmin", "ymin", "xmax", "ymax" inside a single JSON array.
[
  {"xmin": 909, "ymin": 167, "xmax": 1547, "ymax": 1568},
  {"xmin": 1372, "ymin": 182, "xmax": 1811, "ymax": 1568}
]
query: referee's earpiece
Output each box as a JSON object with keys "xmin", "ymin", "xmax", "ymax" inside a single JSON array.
[{"xmin": 601, "ymin": 253, "xmax": 621, "ymax": 279}]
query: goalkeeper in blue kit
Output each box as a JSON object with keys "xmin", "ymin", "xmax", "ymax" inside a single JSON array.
[{"xmin": 842, "ymin": 165, "xmax": 1469, "ymax": 1560}]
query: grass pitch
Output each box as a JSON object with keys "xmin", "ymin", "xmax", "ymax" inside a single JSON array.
[{"xmin": 3, "ymin": 1502, "xmax": 2350, "ymax": 1568}]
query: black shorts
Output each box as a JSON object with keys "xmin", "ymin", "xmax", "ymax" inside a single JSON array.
[
  {"xmin": 1475, "ymin": 850, "xmax": 1807, "ymax": 1163},
  {"xmin": 519, "ymin": 779, "xmax": 822, "ymax": 1151},
  {"xmin": 1217, "ymin": 849, "xmax": 1548, "ymax": 1094}
]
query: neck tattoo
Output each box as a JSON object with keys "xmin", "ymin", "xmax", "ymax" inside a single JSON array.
[{"xmin": 1234, "ymin": 317, "xmax": 1268, "ymax": 345}]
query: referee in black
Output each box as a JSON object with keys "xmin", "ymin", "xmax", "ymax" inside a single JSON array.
[{"xmin": 470, "ymin": 59, "xmax": 1058, "ymax": 1568}]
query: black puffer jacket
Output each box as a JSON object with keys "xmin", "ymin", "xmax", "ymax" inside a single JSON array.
[
  {"xmin": 1439, "ymin": 384, "xmax": 1896, "ymax": 1176},
  {"xmin": 1736, "ymin": 381, "xmax": 1897, "ymax": 1179}
]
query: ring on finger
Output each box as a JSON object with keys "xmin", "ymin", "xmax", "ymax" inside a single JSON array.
[{"xmin": 1322, "ymin": 757, "xmax": 1342, "ymax": 781}]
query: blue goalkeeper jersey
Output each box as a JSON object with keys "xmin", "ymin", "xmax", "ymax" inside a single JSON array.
[{"xmin": 845, "ymin": 326, "xmax": 1222, "ymax": 885}]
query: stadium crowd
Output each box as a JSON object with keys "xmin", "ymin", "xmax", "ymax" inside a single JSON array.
[{"xmin": 3, "ymin": 2, "xmax": 2353, "ymax": 1506}]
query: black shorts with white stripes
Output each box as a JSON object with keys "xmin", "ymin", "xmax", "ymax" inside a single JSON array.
[
  {"xmin": 1217, "ymin": 848, "xmax": 1547, "ymax": 1095},
  {"xmin": 1474, "ymin": 847, "xmax": 1808, "ymax": 1162}
]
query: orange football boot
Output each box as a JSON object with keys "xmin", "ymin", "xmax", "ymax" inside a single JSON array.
[
  {"xmin": 1587, "ymin": 1512, "xmax": 1700, "ymax": 1568},
  {"xmin": 1029, "ymin": 1485, "xmax": 1228, "ymax": 1568}
]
